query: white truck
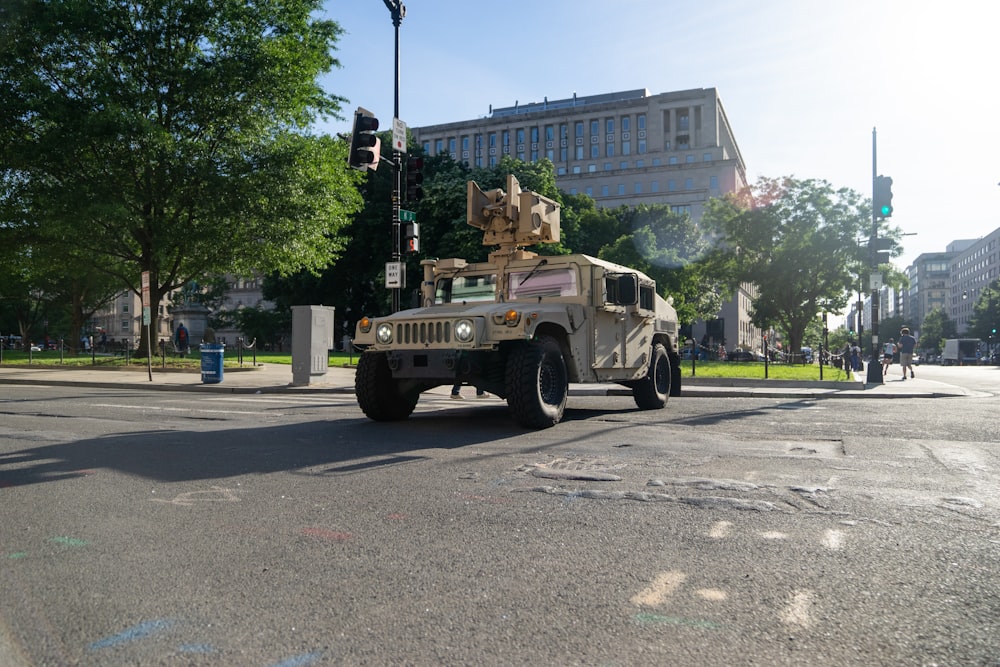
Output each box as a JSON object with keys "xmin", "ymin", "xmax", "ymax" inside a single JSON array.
[
  {"xmin": 941, "ymin": 338, "xmax": 980, "ymax": 365},
  {"xmin": 352, "ymin": 175, "xmax": 682, "ymax": 429}
]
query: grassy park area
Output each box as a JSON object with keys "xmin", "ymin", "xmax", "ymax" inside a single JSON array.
[{"xmin": 0, "ymin": 347, "xmax": 856, "ymax": 382}]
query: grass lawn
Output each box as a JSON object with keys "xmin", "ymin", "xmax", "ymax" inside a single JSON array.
[{"xmin": 1, "ymin": 349, "xmax": 855, "ymax": 381}]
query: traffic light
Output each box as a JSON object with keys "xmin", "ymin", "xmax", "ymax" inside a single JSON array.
[
  {"xmin": 869, "ymin": 236, "xmax": 892, "ymax": 265},
  {"xmin": 405, "ymin": 156, "xmax": 424, "ymax": 201},
  {"xmin": 873, "ymin": 175, "xmax": 893, "ymax": 219},
  {"xmin": 348, "ymin": 107, "xmax": 380, "ymax": 170},
  {"xmin": 403, "ymin": 222, "xmax": 419, "ymax": 253}
]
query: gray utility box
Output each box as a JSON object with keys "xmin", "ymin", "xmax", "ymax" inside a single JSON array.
[{"xmin": 291, "ymin": 305, "xmax": 335, "ymax": 386}]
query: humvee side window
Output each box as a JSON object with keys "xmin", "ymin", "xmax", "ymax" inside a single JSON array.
[
  {"xmin": 508, "ymin": 268, "xmax": 578, "ymax": 300},
  {"xmin": 436, "ymin": 274, "xmax": 497, "ymax": 303},
  {"xmin": 639, "ymin": 285, "xmax": 654, "ymax": 310}
]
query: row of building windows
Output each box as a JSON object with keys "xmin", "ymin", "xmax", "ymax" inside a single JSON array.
[{"xmin": 567, "ymin": 176, "xmax": 718, "ymax": 198}]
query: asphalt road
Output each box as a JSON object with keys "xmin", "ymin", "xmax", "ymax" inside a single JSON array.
[{"xmin": 2, "ymin": 375, "xmax": 999, "ymax": 666}]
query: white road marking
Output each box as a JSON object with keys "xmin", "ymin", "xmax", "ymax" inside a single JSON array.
[
  {"xmin": 88, "ymin": 403, "xmax": 261, "ymax": 416},
  {"xmin": 780, "ymin": 589, "xmax": 816, "ymax": 628},
  {"xmin": 631, "ymin": 570, "xmax": 687, "ymax": 607},
  {"xmin": 707, "ymin": 521, "xmax": 732, "ymax": 538}
]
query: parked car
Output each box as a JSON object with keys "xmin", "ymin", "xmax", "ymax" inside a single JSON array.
[{"xmin": 728, "ymin": 349, "xmax": 758, "ymax": 362}]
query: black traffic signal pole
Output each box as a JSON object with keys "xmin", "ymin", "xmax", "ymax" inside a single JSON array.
[
  {"xmin": 866, "ymin": 127, "xmax": 883, "ymax": 384},
  {"xmin": 384, "ymin": 0, "xmax": 404, "ymax": 313}
]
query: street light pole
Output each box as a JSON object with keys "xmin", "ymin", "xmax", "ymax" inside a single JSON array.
[
  {"xmin": 866, "ymin": 127, "xmax": 884, "ymax": 384},
  {"xmin": 383, "ymin": 0, "xmax": 405, "ymax": 312}
]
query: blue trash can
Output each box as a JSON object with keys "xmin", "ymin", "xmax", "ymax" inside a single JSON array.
[{"xmin": 200, "ymin": 343, "xmax": 225, "ymax": 384}]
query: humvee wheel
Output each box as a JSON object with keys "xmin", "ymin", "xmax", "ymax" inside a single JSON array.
[
  {"xmin": 633, "ymin": 343, "xmax": 671, "ymax": 410},
  {"xmin": 506, "ymin": 335, "xmax": 568, "ymax": 429},
  {"xmin": 355, "ymin": 351, "xmax": 419, "ymax": 421}
]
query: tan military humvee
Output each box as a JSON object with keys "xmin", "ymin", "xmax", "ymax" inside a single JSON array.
[{"xmin": 353, "ymin": 174, "xmax": 681, "ymax": 428}]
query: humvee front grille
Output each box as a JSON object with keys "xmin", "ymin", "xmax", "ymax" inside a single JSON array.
[{"xmin": 397, "ymin": 320, "xmax": 452, "ymax": 345}]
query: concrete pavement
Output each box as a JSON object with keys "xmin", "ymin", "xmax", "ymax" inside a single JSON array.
[{"xmin": 0, "ymin": 362, "xmax": 977, "ymax": 399}]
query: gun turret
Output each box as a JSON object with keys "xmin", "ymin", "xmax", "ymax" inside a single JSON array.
[{"xmin": 467, "ymin": 174, "xmax": 560, "ymax": 249}]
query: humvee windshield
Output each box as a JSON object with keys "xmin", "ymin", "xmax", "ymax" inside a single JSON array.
[
  {"xmin": 436, "ymin": 267, "xmax": 579, "ymax": 303},
  {"xmin": 436, "ymin": 274, "xmax": 497, "ymax": 304}
]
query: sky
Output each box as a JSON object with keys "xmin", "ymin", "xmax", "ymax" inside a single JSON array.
[{"xmin": 315, "ymin": 0, "xmax": 1000, "ymax": 272}]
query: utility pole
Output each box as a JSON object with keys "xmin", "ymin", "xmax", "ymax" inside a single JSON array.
[{"xmin": 383, "ymin": 0, "xmax": 405, "ymax": 312}]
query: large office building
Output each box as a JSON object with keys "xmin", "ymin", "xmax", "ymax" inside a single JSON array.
[{"xmin": 412, "ymin": 87, "xmax": 758, "ymax": 352}]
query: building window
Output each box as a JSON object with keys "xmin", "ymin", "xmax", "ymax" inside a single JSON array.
[
  {"xmin": 606, "ymin": 142, "xmax": 615, "ymax": 158},
  {"xmin": 636, "ymin": 159, "xmax": 644, "ymax": 168},
  {"xmin": 503, "ymin": 131, "xmax": 510, "ymax": 147},
  {"xmin": 685, "ymin": 154, "xmax": 694, "ymax": 163},
  {"xmin": 664, "ymin": 139, "xmax": 672, "ymax": 151},
  {"xmin": 572, "ymin": 165, "xmax": 581, "ymax": 174},
  {"xmin": 546, "ymin": 149, "xmax": 554, "ymax": 161},
  {"xmin": 545, "ymin": 125, "xmax": 554, "ymax": 142},
  {"xmin": 685, "ymin": 177, "xmax": 694, "ymax": 190},
  {"xmin": 591, "ymin": 120, "xmax": 599, "ymax": 136},
  {"xmin": 604, "ymin": 162, "xmax": 612, "ymax": 171},
  {"xmin": 634, "ymin": 182, "xmax": 642, "ymax": 194},
  {"xmin": 703, "ymin": 152, "xmax": 712, "ymax": 162},
  {"xmin": 601, "ymin": 185, "xmax": 609, "ymax": 196},
  {"xmin": 435, "ymin": 139, "xmax": 443, "ymax": 154},
  {"xmin": 637, "ymin": 114, "xmax": 646, "ymax": 130},
  {"xmin": 422, "ymin": 141, "xmax": 430, "ymax": 153},
  {"xmin": 678, "ymin": 114, "xmax": 689, "ymax": 131},
  {"xmin": 606, "ymin": 118, "xmax": 614, "ymax": 134},
  {"xmin": 591, "ymin": 144, "xmax": 599, "ymax": 158},
  {"xmin": 622, "ymin": 116, "xmax": 630, "ymax": 132},
  {"xmin": 585, "ymin": 186, "xmax": 593, "ymax": 197},
  {"xmin": 575, "ymin": 146, "xmax": 584, "ymax": 160},
  {"xmin": 710, "ymin": 175, "xmax": 719, "ymax": 189},
  {"xmin": 652, "ymin": 158, "xmax": 661, "ymax": 166},
  {"xmin": 669, "ymin": 156, "xmax": 678, "ymax": 165},
  {"xmin": 588, "ymin": 164, "xmax": 597, "ymax": 173},
  {"xmin": 575, "ymin": 122, "xmax": 584, "ymax": 138},
  {"xmin": 620, "ymin": 161, "xmax": 628, "ymax": 169},
  {"xmin": 668, "ymin": 179, "xmax": 676, "ymax": 191},
  {"xmin": 651, "ymin": 180, "xmax": 659, "ymax": 192},
  {"xmin": 638, "ymin": 139, "xmax": 646, "ymax": 154},
  {"xmin": 448, "ymin": 138, "xmax": 456, "ymax": 154},
  {"xmin": 489, "ymin": 133, "xmax": 496, "ymax": 147},
  {"xmin": 121, "ymin": 320, "xmax": 129, "ymax": 332},
  {"xmin": 530, "ymin": 127, "xmax": 539, "ymax": 144},
  {"xmin": 618, "ymin": 184, "xmax": 625, "ymax": 195},
  {"xmin": 462, "ymin": 136, "xmax": 469, "ymax": 151},
  {"xmin": 560, "ymin": 147, "xmax": 567, "ymax": 161},
  {"xmin": 557, "ymin": 166, "xmax": 566, "ymax": 175},
  {"xmin": 622, "ymin": 141, "xmax": 631, "ymax": 156}
]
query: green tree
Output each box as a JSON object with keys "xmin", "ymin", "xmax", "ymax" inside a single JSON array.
[
  {"xmin": 702, "ymin": 176, "xmax": 894, "ymax": 357},
  {"xmin": 918, "ymin": 307, "xmax": 956, "ymax": 355},
  {"xmin": 0, "ymin": 0, "xmax": 363, "ymax": 355},
  {"xmin": 967, "ymin": 279, "xmax": 1000, "ymax": 344},
  {"xmin": 598, "ymin": 205, "xmax": 724, "ymax": 325}
]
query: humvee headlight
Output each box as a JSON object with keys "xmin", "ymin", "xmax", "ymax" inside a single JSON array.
[
  {"xmin": 504, "ymin": 309, "xmax": 521, "ymax": 327},
  {"xmin": 359, "ymin": 317, "xmax": 372, "ymax": 333},
  {"xmin": 375, "ymin": 323, "xmax": 393, "ymax": 344},
  {"xmin": 454, "ymin": 319, "xmax": 475, "ymax": 343}
]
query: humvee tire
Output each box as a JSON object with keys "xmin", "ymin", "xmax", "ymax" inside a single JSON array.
[
  {"xmin": 633, "ymin": 342, "xmax": 671, "ymax": 410},
  {"xmin": 355, "ymin": 351, "xmax": 419, "ymax": 421},
  {"xmin": 506, "ymin": 335, "xmax": 568, "ymax": 429}
]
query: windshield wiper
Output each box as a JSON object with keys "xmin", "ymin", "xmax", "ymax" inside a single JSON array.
[{"xmin": 518, "ymin": 258, "xmax": 548, "ymax": 286}]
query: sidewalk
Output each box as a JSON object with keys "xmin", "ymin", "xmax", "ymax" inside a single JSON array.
[{"xmin": 0, "ymin": 363, "xmax": 977, "ymax": 399}]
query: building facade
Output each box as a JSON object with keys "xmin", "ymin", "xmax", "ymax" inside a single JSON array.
[
  {"xmin": 949, "ymin": 231, "xmax": 1000, "ymax": 333},
  {"xmin": 413, "ymin": 87, "xmax": 758, "ymax": 353}
]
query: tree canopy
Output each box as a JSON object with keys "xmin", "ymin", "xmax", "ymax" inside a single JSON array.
[
  {"xmin": 967, "ymin": 279, "xmax": 1000, "ymax": 344},
  {"xmin": 0, "ymin": 0, "xmax": 362, "ymax": 353},
  {"xmin": 702, "ymin": 176, "xmax": 897, "ymax": 356}
]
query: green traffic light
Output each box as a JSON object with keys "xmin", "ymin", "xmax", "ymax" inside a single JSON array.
[{"xmin": 880, "ymin": 205, "xmax": 892, "ymax": 216}]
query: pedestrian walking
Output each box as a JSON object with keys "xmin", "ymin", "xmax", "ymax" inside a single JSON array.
[
  {"xmin": 881, "ymin": 338, "xmax": 896, "ymax": 376},
  {"xmin": 451, "ymin": 383, "xmax": 487, "ymax": 399},
  {"xmin": 175, "ymin": 322, "xmax": 190, "ymax": 357},
  {"xmin": 898, "ymin": 327, "xmax": 917, "ymax": 380}
]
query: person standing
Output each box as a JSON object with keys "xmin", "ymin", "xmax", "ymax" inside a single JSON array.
[
  {"xmin": 175, "ymin": 322, "xmax": 189, "ymax": 357},
  {"xmin": 451, "ymin": 383, "xmax": 486, "ymax": 399},
  {"xmin": 898, "ymin": 327, "xmax": 917, "ymax": 380}
]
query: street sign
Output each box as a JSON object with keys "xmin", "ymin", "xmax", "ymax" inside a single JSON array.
[
  {"xmin": 392, "ymin": 118, "xmax": 407, "ymax": 154},
  {"xmin": 385, "ymin": 261, "xmax": 403, "ymax": 289},
  {"xmin": 399, "ymin": 209, "xmax": 416, "ymax": 222},
  {"xmin": 869, "ymin": 273, "xmax": 883, "ymax": 290},
  {"xmin": 141, "ymin": 271, "xmax": 150, "ymax": 307},
  {"xmin": 142, "ymin": 306, "xmax": 151, "ymax": 326}
]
